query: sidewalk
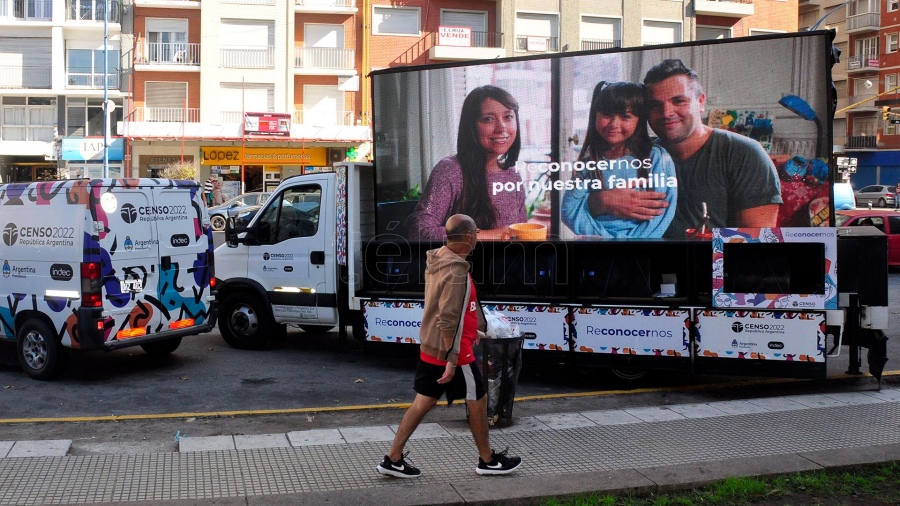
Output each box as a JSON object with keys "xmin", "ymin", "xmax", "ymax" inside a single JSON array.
[{"xmin": 1, "ymin": 387, "xmax": 899, "ymax": 506}]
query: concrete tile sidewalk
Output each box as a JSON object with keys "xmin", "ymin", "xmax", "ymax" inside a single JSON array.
[{"xmin": 0, "ymin": 388, "xmax": 898, "ymax": 505}]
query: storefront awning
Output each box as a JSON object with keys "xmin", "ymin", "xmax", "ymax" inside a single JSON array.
[{"xmin": 118, "ymin": 122, "xmax": 372, "ymax": 144}]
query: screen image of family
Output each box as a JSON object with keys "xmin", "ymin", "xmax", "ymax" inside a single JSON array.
[{"xmin": 372, "ymin": 33, "xmax": 831, "ymax": 241}]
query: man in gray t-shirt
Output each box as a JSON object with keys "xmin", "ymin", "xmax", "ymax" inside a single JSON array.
[{"xmin": 643, "ymin": 59, "xmax": 781, "ymax": 238}]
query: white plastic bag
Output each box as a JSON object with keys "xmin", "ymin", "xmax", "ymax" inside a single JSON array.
[{"xmin": 484, "ymin": 309, "xmax": 519, "ymax": 339}]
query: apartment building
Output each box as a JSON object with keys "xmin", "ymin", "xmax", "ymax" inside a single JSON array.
[
  {"xmin": 124, "ymin": 0, "xmax": 368, "ymax": 193},
  {"xmin": 0, "ymin": 0, "xmax": 125, "ymax": 182},
  {"xmin": 828, "ymin": 0, "xmax": 900, "ymax": 188},
  {"xmin": 363, "ymin": 0, "xmax": 798, "ymax": 119}
]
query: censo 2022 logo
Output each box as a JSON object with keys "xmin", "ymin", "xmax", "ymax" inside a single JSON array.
[
  {"xmin": 3, "ymin": 223, "xmax": 18, "ymax": 246},
  {"xmin": 731, "ymin": 322, "xmax": 744, "ymax": 333},
  {"xmin": 120, "ymin": 204, "xmax": 138, "ymax": 224}
]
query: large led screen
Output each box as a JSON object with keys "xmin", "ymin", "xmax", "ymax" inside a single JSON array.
[{"xmin": 372, "ymin": 32, "xmax": 833, "ymax": 242}]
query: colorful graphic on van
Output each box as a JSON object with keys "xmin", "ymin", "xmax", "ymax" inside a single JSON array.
[{"xmin": 0, "ymin": 178, "xmax": 215, "ymax": 357}]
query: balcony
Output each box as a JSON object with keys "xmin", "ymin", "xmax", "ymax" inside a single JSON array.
[
  {"xmin": 515, "ymin": 35, "xmax": 559, "ymax": 53},
  {"xmin": 133, "ymin": 0, "xmax": 199, "ymax": 8},
  {"xmin": 221, "ymin": 46, "xmax": 274, "ymax": 69},
  {"xmin": 66, "ymin": 71, "xmax": 119, "ymax": 89},
  {"xmin": 429, "ymin": 31, "xmax": 504, "ymax": 61},
  {"xmin": 849, "ymin": 93, "xmax": 879, "ymax": 110},
  {"xmin": 694, "ymin": 0, "xmax": 753, "ymax": 18},
  {"xmin": 222, "ymin": 0, "xmax": 275, "ymax": 5},
  {"xmin": 293, "ymin": 107, "xmax": 355, "ymax": 126},
  {"xmin": 67, "ymin": 0, "xmax": 120, "ymax": 22},
  {"xmin": 847, "ymin": 54, "xmax": 880, "ymax": 73},
  {"xmin": 847, "ymin": 12, "xmax": 880, "ymax": 33},
  {"xmin": 845, "ymin": 135, "xmax": 877, "ymax": 150},
  {"xmin": 0, "ymin": 0, "xmax": 52, "ymax": 21},
  {"xmin": 0, "ymin": 65, "xmax": 51, "ymax": 89},
  {"xmin": 294, "ymin": 46, "xmax": 355, "ymax": 75},
  {"xmin": 295, "ymin": 0, "xmax": 356, "ymax": 14},
  {"xmin": 137, "ymin": 42, "xmax": 201, "ymax": 67},
  {"xmin": 130, "ymin": 107, "xmax": 200, "ymax": 123},
  {"xmin": 580, "ymin": 39, "xmax": 621, "ymax": 51}
]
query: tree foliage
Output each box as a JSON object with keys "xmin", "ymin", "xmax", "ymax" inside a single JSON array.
[{"xmin": 159, "ymin": 161, "xmax": 197, "ymax": 180}]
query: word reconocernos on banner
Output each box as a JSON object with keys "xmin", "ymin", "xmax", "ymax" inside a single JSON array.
[{"xmin": 491, "ymin": 159, "xmax": 678, "ymax": 196}]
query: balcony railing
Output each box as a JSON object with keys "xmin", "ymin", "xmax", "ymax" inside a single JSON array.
[
  {"xmin": 2, "ymin": 0, "xmax": 52, "ymax": 20},
  {"xmin": 140, "ymin": 42, "xmax": 201, "ymax": 65},
  {"xmin": 580, "ymin": 38, "xmax": 621, "ymax": 51},
  {"xmin": 847, "ymin": 12, "xmax": 880, "ymax": 32},
  {"xmin": 131, "ymin": 107, "xmax": 200, "ymax": 122},
  {"xmin": 431, "ymin": 31, "xmax": 503, "ymax": 48},
  {"xmin": 294, "ymin": 46, "xmax": 354, "ymax": 70},
  {"xmin": 0, "ymin": 65, "xmax": 51, "ymax": 88},
  {"xmin": 296, "ymin": 0, "xmax": 354, "ymax": 8},
  {"xmin": 846, "ymin": 135, "xmax": 877, "ymax": 149},
  {"xmin": 515, "ymin": 35, "xmax": 559, "ymax": 52},
  {"xmin": 221, "ymin": 46, "xmax": 274, "ymax": 68},
  {"xmin": 66, "ymin": 71, "xmax": 120, "ymax": 89},
  {"xmin": 847, "ymin": 54, "xmax": 880, "ymax": 71},
  {"xmin": 293, "ymin": 108, "xmax": 355, "ymax": 126},
  {"xmin": 220, "ymin": 111, "xmax": 242, "ymax": 123},
  {"xmin": 222, "ymin": 0, "xmax": 274, "ymax": 5},
  {"xmin": 67, "ymin": 0, "xmax": 120, "ymax": 22}
]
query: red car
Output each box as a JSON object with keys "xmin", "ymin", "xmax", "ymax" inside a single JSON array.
[{"xmin": 836, "ymin": 209, "xmax": 900, "ymax": 267}]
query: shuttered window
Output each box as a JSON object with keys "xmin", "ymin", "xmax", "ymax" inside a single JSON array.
[
  {"xmin": 373, "ymin": 6, "xmax": 420, "ymax": 35},
  {"xmin": 220, "ymin": 19, "xmax": 274, "ymax": 47},
  {"xmin": 440, "ymin": 10, "xmax": 486, "ymax": 32},
  {"xmin": 0, "ymin": 38, "xmax": 52, "ymax": 88},
  {"xmin": 642, "ymin": 20, "xmax": 681, "ymax": 46}
]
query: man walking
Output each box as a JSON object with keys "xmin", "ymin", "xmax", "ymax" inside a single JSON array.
[
  {"xmin": 204, "ymin": 177, "xmax": 214, "ymax": 207},
  {"xmin": 376, "ymin": 214, "xmax": 522, "ymax": 478}
]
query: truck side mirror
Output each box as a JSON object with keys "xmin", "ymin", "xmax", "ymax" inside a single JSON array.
[{"xmin": 224, "ymin": 217, "xmax": 253, "ymax": 247}]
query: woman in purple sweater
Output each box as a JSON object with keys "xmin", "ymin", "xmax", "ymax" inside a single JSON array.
[{"xmin": 408, "ymin": 85, "xmax": 526, "ymax": 241}]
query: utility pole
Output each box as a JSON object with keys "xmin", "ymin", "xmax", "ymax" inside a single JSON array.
[{"xmin": 103, "ymin": 0, "xmax": 109, "ymax": 178}]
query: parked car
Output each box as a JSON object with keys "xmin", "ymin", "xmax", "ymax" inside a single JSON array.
[
  {"xmin": 209, "ymin": 192, "xmax": 271, "ymax": 231},
  {"xmin": 853, "ymin": 184, "xmax": 896, "ymax": 208},
  {"xmin": 836, "ymin": 209, "xmax": 900, "ymax": 267}
]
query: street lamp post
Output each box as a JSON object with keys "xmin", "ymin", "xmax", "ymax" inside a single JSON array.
[{"xmin": 103, "ymin": 0, "xmax": 109, "ymax": 178}]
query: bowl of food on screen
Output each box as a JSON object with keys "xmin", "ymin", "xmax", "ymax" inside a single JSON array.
[{"xmin": 509, "ymin": 223, "xmax": 547, "ymax": 240}]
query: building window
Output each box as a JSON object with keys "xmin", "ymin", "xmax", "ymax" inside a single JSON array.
[
  {"xmin": 887, "ymin": 33, "xmax": 898, "ymax": 54},
  {"xmin": 1, "ymin": 97, "xmax": 54, "ymax": 142},
  {"xmin": 642, "ymin": 20, "xmax": 681, "ymax": 46},
  {"xmin": 66, "ymin": 97, "xmax": 122, "ymax": 137},
  {"xmin": 440, "ymin": 9, "xmax": 489, "ymax": 47},
  {"xmin": 66, "ymin": 47, "xmax": 120, "ymax": 88},
  {"xmin": 145, "ymin": 82, "xmax": 188, "ymax": 122},
  {"xmin": 890, "ymin": 0, "xmax": 899, "ymax": 12},
  {"xmin": 146, "ymin": 18, "xmax": 188, "ymax": 63},
  {"xmin": 697, "ymin": 26, "xmax": 731, "ymax": 41},
  {"xmin": 748, "ymin": 29, "xmax": 787, "ymax": 37},
  {"xmin": 581, "ymin": 16, "xmax": 620, "ymax": 50},
  {"xmin": 373, "ymin": 6, "xmax": 420, "ymax": 36},
  {"xmin": 219, "ymin": 83, "xmax": 273, "ymax": 123},
  {"xmin": 515, "ymin": 12, "xmax": 559, "ymax": 52}
]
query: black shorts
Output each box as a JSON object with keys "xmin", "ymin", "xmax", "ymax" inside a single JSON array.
[{"xmin": 414, "ymin": 359, "xmax": 485, "ymax": 404}]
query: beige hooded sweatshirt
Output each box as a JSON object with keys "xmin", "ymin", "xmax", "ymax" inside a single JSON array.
[{"xmin": 418, "ymin": 245, "xmax": 486, "ymax": 364}]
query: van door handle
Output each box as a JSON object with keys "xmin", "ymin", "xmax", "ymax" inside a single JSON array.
[
  {"xmin": 310, "ymin": 251, "xmax": 325, "ymax": 265},
  {"xmin": 161, "ymin": 256, "xmax": 172, "ymax": 270}
]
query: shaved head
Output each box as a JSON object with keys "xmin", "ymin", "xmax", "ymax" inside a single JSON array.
[{"xmin": 445, "ymin": 214, "xmax": 477, "ymax": 242}]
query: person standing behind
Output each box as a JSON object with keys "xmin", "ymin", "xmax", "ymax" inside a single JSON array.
[
  {"xmin": 204, "ymin": 177, "xmax": 214, "ymax": 207},
  {"xmin": 561, "ymin": 81, "xmax": 677, "ymax": 237},
  {"xmin": 894, "ymin": 182, "xmax": 899, "ymax": 209},
  {"xmin": 376, "ymin": 214, "xmax": 522, "ymax": 478},
  {"xmin": 407, "ymin": 86, "xmax": 527, "ymax": 241}
]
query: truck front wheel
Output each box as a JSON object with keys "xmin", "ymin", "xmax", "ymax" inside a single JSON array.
[
  {"xmin": 219, "ymin": 293, "xmax": 272, "ymax": 350},
  {"xmin": 17, "ymin": 319, "xmax": 69, "ymax": 380}
]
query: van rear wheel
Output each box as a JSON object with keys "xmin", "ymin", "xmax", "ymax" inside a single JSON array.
[
  {"xmin": 17, "ymin": 319, "xmax": 69, "ymax": 380},
  {"xmin": 219, "ymin": 293, "xmax": 271, "ymax": 350},
  {"xmin": 141, "ymin": 337, "xmax": 183, "ymax": 356}
]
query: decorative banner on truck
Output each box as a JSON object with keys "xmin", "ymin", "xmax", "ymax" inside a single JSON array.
[
  {"xmin": 484, "ymin": 304, "xmax": 567, "ymax": 351},
  {"xmin": 696, "ymin": 310, "xmax": 825, "ymax": 362},
  {"xmin": 364, "ymin": 300, "xmax": 425, "ymax": 343},
  {"xmin": 712, "ymin": 227, "xmax": 837, "ymax": 310},
  {"xmin": 371, "ymin": 32, "xmax": 832, "ymax": 242},
  {"xmin": 569, "ymin": 308, "xmax": 690, "ymax": 357}
]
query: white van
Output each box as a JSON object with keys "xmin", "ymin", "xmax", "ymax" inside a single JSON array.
[{"xmin": 1, "ymin": 179, "xmax": 217, "ymax": 379}]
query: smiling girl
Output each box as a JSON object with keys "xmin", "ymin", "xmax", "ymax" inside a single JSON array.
[{"xmin": 561, "ymin": 81, "xmax": 677, "ymax": 238}]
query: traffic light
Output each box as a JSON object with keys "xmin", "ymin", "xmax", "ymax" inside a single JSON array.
[{"xmin": 883, "ymin": 106, "xmax": 892, "ymax": 121}]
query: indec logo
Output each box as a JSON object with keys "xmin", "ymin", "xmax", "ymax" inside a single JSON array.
[
  {"xmin": 3, "ymin": 223, "xmax": 18, "ymax": 246},
  {"xmin": 121, "ymin": 204, "xmax": 138, "ymax": 224},
  {"xmin": 731, "ymin": 322, "xmax": 744, "ymax": 333}
]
